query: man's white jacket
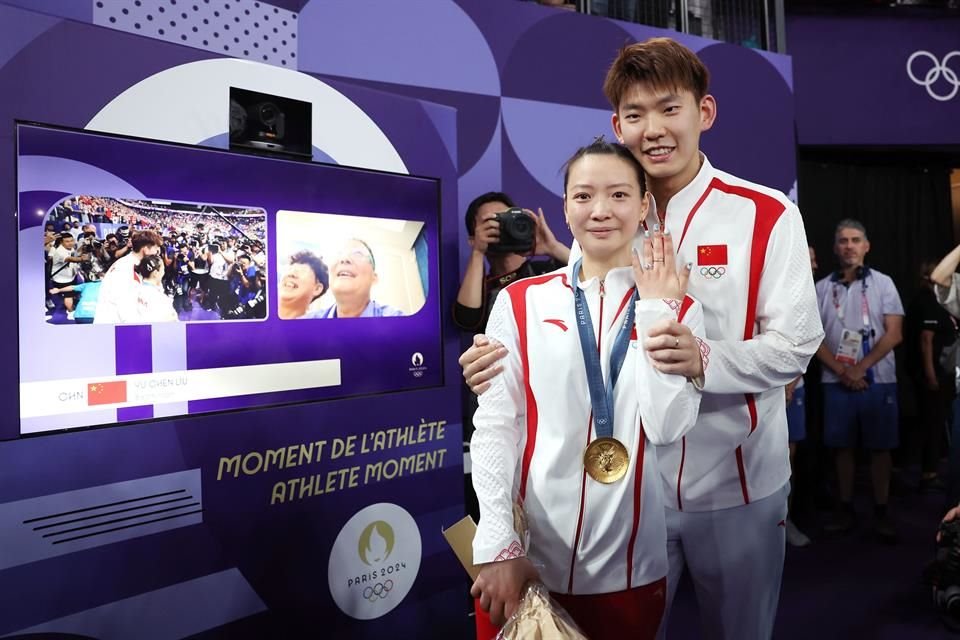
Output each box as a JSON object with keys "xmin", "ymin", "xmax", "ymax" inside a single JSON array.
[{"xmin": 649, "ymin": 157, "xmax": 823, "ymax": 511}]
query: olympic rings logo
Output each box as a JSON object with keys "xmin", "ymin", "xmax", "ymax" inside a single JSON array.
[
  {"xmin": 700, "ymin": 266, "xmax": 725, "ymax": 279},
  {"xmin": 906, "ymin": 51, "xmax": 960, "ymax": 102},
  {"xmin": 362, "ymin": 580, "xmax": 394, "ymax": 602}
]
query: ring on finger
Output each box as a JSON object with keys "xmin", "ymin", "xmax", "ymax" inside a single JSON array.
[
  {"xmin": 674, "ymin": 337, "xmax": 680, "ymax": 348},
  {"xmin": 653, "ymin": 258, "xmax": 665, "ymax": 263}
]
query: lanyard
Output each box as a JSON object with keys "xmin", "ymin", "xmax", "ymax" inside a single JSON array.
[
  {"xmin": 833, "ymin": 276, "xmax": 876, "ymax": 381},
  {"xmin": 832, "ymin": 277, "xmax": 871, "ymax": 331},
  {"xmin": 571, "ymin": 259, "xmax": 638, "ymax": 438}
]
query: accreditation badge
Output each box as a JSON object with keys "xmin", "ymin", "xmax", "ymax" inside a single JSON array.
[
  {"xmin": 835, "ymin": 328, "xmax": 863, "ymax": 366},
  {"xmin": 583, "ymin": 437, "xmax": 630, "ymax": 484}
]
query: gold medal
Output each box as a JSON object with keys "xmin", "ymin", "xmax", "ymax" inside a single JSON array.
[{"xmin": 583, "ymin": 437, "xmax": 630, "ymax": 484}]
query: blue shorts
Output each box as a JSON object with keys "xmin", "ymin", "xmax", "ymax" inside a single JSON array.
[
  {"xmin": 823, "ymin": 383, "xmax": 899, "ymax": 450},
  {"xmin": 786, "ymin": 386, "xmax": 806, "ymax": 443}
]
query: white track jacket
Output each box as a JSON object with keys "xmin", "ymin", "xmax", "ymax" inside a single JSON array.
[
  {"xmin": 566, "ymin": 157, "xmax": 823, "ymax": 511},
  {"xmin": 471, "ymin": 264, "xmax": 704, "ymax": 595},
  {"xmin": 650, "ymin": 157, "xmax": 823, "ymax": 511}
]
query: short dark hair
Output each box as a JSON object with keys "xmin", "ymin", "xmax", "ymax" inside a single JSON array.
[
  {"xmin": 835, "ymin": 218, "xmax": 868, "ymax": 241},
  {"xmin": 289, "ymin": 250, "xmax": 329, "ymax": 298},
  {"xmin": 465, "ymin": 191, "xmax": 515, "ymax": 236},
  {"xmin": 562, "ymin": 137, "xmax": 647, "ymax": 194},
  {"xmin": 132, "ymin": 230, "xmax": 163, "ymax": 252},
  {"xmin": 603, "ymin": 37, "xmax": 711, "ymax": 110}
]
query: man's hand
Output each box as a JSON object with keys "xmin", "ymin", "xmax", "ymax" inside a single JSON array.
[
  {"xmin": 472, "ymin": 210, "xmax": 500, "ymax": 254},
  {"xmin": 785, "ymin": 377, "xmax": 800, "ymax": 405},
  {"xmin": 839, "ymin": 364, "xmax": 869, "ymax": 391},
  {"xmin": 470, "ymin": 556, "xmax": 539, "ymax": 627},
  {"xmin": 644, "ymin": 319, "xmax": 703, "ymax": 379},
  {"xmin": 460, "ymin": 334, "xmax": 508, "ymax": 395},
  {"xmin": 926, "ymin": 373, "xmax": 941, "ymax": 392},
  {"xmin": 632, "ymin": 228, "xmax": 690, "ymax": 301},
  {"xmin": 525, "ymin": 207, "xmax": 568, "ymax": 263},
  {"xmin": 939, "ymin": 505, "xmax": 960, "ymax": 542}
]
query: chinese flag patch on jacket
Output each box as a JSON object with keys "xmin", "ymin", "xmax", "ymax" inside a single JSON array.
[{"xmin": 697, "ymin": 244, "xmax": 728, "ymax": 266}]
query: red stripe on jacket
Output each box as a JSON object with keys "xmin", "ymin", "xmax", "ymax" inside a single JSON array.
[
  {"xmin": 675, "ymin": 179, "xmax": 787, "ymax": 504},
  {"xmin": 625, "ymin": 429, "xmax": 647, "ymax": 588},
  {"xmin": 506, "ymin": 272, "xmax": 569, "ymax": 501}
]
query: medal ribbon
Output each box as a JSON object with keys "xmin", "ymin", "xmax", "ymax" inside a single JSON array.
[{"xmin": 572, "ymin": 258, "xmax": 638, "ymax": 439}]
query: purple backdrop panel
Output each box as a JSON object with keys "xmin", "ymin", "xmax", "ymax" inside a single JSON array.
[{"xmin": 789, "ymin": 15, "xmax": 960, "ymax": 146}]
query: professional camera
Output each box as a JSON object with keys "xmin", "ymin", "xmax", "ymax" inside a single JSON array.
[
  {"xmin": 926, "ymin": 519, "xmax": 960, "ymax": 631},
  {"xmin": 116, "ymin": 226, "xmax": 130, "ymax": 244},
  {"xmin": 489, "ymin": 207, "xmax": 535, "ymax": 254}
]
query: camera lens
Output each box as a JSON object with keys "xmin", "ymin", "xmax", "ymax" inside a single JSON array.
[
  {"xmin": 258, "ymin": 103, "xmax": 279, "ymax": 126},
  {"xmin": 509, "ymin": 215, "xmax": 533, "ymax": 238}
]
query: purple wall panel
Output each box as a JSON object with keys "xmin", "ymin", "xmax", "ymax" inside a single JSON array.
[{"xmin": 789, "ymin": 14, "xmax": 960, "ymax": 146}]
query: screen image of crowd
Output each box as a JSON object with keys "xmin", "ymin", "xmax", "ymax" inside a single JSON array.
[
  {"xmin": 44, "ymin": 196, "xmax": 268, "ymax": 325},
  {"xmin": 275, "ymin": 211, "xmax": 428, "ymax": 320}
]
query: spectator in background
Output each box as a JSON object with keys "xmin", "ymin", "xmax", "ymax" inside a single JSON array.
[
  {"xmin": 278, "ymin": 250, "xmax": 328, "ymax": 319},
  {"xmin": 929, "ymin": 244, "xmax": 960, "ymax": 504},
  {"xmin": 310, "ymin": 239, "xmax": 403, "ymax": 318},
  {"xmin": 453, "ymin": 192, "xmax": 569, "ymax": 333},
  {"xmin": 906, "ymin": 261, "xmax": 957, "ymax": 493},
  {"xmin": 815, "ymin": 219, "xmax": 904, "ymax": 542}
]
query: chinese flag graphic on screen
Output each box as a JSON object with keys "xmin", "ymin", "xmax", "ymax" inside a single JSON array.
[
  {"xmin": 697, "ymin": 244, "xmax": 728, "ymax": 266},
  {"xmin": 87, "ymin": 381, "xmax": 127, "ymax": 406}
]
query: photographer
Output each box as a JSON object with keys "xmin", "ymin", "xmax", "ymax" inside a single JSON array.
[
  {"xmin": 452, "ymin": 192, "xmax": 569, "ymax": 332},
  {"xmin": 49, "ymin": 232, "xmax": 89, "ymax": 320},
  {"xmin": 172, "ymin": 244, "xmax": 194, "ymax": 313},
  {"xmin": 106, "ymin": 226, "xmax": 133, "ymax": 265},
  {"xmin": 206, "ymin": 239, "xmax": 235, "ymax": 315},
  {"xmin": 222, "ymin": 263, "xmax": 266, "ymax": 320}
]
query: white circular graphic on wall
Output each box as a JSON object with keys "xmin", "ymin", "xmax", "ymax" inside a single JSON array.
[{"xmin": 328, "ymin": 502, "xmax": 422, "ymax": 620}]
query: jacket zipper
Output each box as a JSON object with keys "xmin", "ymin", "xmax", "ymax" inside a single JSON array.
[{"xmin": 567, "ymin": 278, "xmax": 604, "ymax": 592}]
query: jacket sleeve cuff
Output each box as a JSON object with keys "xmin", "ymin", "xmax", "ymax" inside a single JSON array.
[{"xmin": 473, "ymin": 536, "xmax": 525, "ymax": 565}]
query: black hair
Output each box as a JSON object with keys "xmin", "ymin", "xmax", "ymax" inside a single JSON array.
[
  {"xmin": 562, "ymin": 136, "xmax": 647, "ymax": 194},
  {"xmin": 135, "ymin": 254, "xmax": 164, "ymax": 279},
  {"xmin": 289, "ymin": 250, "xmax": 329, "ymax": 298},
  {"xmin": 465, "ymin": 191, "xmax": 515, "ymax": 236}
]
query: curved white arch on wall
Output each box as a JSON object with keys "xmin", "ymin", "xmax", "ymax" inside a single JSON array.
[{"xmin": 86, "ymin": 59, "xmax": 407, "ymax": 174}]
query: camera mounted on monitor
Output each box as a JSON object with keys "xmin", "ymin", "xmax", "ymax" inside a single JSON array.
[{"xmin": 229, "ymin": 87, "xmax": 312, "ymax": 160}]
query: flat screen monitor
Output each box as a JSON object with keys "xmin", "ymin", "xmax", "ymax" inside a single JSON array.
[{"xmin": 16, "ymin": 123, "xmax": 443, "ymax": 436}]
